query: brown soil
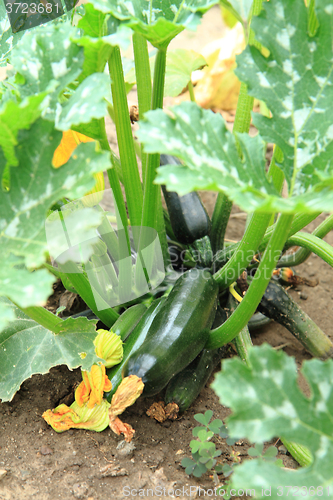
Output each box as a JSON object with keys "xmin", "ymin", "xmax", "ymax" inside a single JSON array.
[{"xmin": 2, "ymin": 7, "xmax": 333, "ymax": 500}]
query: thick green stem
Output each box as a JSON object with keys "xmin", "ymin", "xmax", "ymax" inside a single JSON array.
[
  {"xmin": 98, "ymin": 119, "xmax": 130, "ymax": 248},
  {"xmin": 211, "ymin": 195, "xmax": 233, "ymax": 254},
  {"xmin": 258, "ymin": 212, "xmax": 321, "ymax": 254},
  {"xmin": 278, "ymin": 213, "xmax": 333, "ymax": 267},
  {"xmin": 58, "ymin": 261, "xmax": 119, "ymax": 327},
  {"xmin": 281, "ymin": 232, "xmax": 333, "ymax": 269},
  {"xmin": 18, "ymin": 305, "xmax": 63, "ymax": 332},
  {"xmin": 133, "ymin": 33, "xmax": 152, "ymax": 184},
  {"xmin": 233, "ymin": 324, "xmax": 253, "ymax": 366},
  {"xmin": 213, "ymin": 212, "xmax": 272, "ymax": 289},
  {"xmin": 207, "ymin": 213, "xmax": 294, "ymax": 349},
  {"xmin": 108, "ymin": 47, "xmax": 143, "ymax": 227},
  {"xmin": 141, "ymin": 48, "xmax": 169, "ymax": 267},
  {"xmin": 280, "ymin": 439, "xmax": 312, "ymax": 468},
  {"xmin": 188, "ymin": 81, "xmax": 196, "ymax": 102}
]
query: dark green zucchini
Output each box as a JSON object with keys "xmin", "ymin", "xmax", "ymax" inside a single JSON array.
[
  {"xmin": 258, "ymin": 281, "xmax": 333, "ymax": 360},
  {"xmin": 105, "ymin": 298, "xmax": 166, "ymax": 401},
  {"xmin": 160, "ymin": 155, "xmax": 211, "ymax": 245},
  {"xmin": 122, "ymin": 268, "xmax": 219, "ymax": 397},
  {"xmin": 189, "ymin": 235, "xmax": 213, "ymax": 268},
  {"xmin": 164, "ymin": 307, "xmax": 228, "ymax": 412},
  {"xmin": 111, "ymin": 303, "xmax": 148, "ymax": 341}
]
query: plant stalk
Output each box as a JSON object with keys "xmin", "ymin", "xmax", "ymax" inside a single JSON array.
[
  {"xmin": 207, "ymin": 213, "xmax": 294, "ymax": 349},
  {"xmin": 18, "ymin": 305, "xmax": 63, "ymax": 332},
  {"xmin": 278, "ymin": 213, "xmax": 333, "ymax": 267},
  {"xmin": 133, "ymin": 33, "xmax": 152, "ymax": 184},
  {"xmin": 108, "ymin": 47, "xmax": 143, "ymax": 228}
]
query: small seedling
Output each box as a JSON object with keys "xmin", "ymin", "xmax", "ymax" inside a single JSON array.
[{"xmin": 181, "ymin": 410, "xmax": 238, "ymax": 478}]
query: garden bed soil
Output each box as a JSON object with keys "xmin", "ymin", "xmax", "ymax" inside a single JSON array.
[{"xmin": 1, "ymin": 7, "xmax": 333, "ymax": 500}]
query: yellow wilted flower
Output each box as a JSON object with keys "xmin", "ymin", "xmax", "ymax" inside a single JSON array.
[
  {"xmin": 52, "ymin": 130, "xmax": 105, "ymax": 207},
  {"xmin": 75, "ymin": 364, "xmax": 112, "ymax": 409},
  {"xmin": 109, "ymin": 375, "xmax": 144, "ymax": 442},
  {"xmin": 94, "ymin": 329, "xmax": 123, "ymax": 368},
  {"xmin": 42, "ymin": 399, "xmax": 110, "ymax": 433}
]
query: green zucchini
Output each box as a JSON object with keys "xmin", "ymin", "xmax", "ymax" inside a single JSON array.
[
  {"xmin": 164, "ymin": 307, "xmax": 228, "ymax": 413},
  {"xmin": 105, "ymin": 298, "xmax": 166, "ymax": 401},
  {"xmin": 160, "ymin": 155, "xmax": 211, "ymax": 245},
  {"xmin": 189, "ymin": 235, "xmax": 213, "ymax": 268},
  {"xmin": 111, "ymin": 303, "xmax": 148, "ymax": 341},
  {"xmin": 258, "ymin": 281, "xmax": 333, "ymax": 360},
  {"xmin": 122, "ymin": 268, "xmax": 218, "ymax": 397}
]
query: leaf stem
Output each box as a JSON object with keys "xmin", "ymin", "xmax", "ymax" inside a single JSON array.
[
  {"xmin": 188, "ymin": 81, "xmax": 196, "ymax": 103},
  {"xmin": 213, "ymin": 212, "xmax": 272, "ymax": 289},
  {"xmin": 278, "ymin": 213, "xmax": 333, "ymax": 267},
  {"xmin": 17, "ymin": 305, "xmax": 63, "ymax": 333},
  {"xmin": 141, "ymin": 48, "xmax": 169, "ymax": 266},
  {"xmin": 281, "ymin": 232, "xmax": 333, "ymax": 269},
  {"xmin": 108, "ymin": 47, "xmax": 143, "ymax": 227},
  {"xmin": 207, "ymin": 213, "xmax": 294, "ymax": 348},
  {"xmin": 133, "ymin": 33, "xmax": 152, "ymax": 184},
  {"xmin": 58, "ymin": 260, "xmax": 119, "ymax": 327}
]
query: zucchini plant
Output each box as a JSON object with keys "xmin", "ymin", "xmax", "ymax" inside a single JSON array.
[{"xmin": 1, "ymin": 0, "xmax": 333, "ymax": 495}]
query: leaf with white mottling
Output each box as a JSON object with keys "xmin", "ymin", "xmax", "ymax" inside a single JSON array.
[
  {"xmin": 137, "ymin": 102, "xmax": 288, "ymax": 212},
  {"xmin": 0, "ymin": 297, "xmax": 101, "ymax": 402},
  {"xmin": 90, "ymin": 0, "xmax": 219, "ymax": 49},
  {"xmin": 212, "ymin": 344, "xmax": 333, "ymax": 498},
  {"xmin": 236, "ymin": 0, "xmax": 333, "ymax": 197},
  {"xmin": 10, "ymin": 22, "xmax": 84, "ymax": 118},
  {"xmin": 0, "ymin": 16, "xmax": 26, "ymax": 66},
  {"xmin": 55, "ymin": 73, "xmax": 111, "ymax": 130},
  {"xmin": 0, "ymin": 301, "xmax": 15, "ymax": 334},
  {"xmin": 0, "ymin": 94, "xmax": 47, "ymax": 168},
  {"xmin": 74, "ymin": 5, "xmax": 132, "ymax": 83},
  {"xmin": 0, "ymin": 118, "xmax": 109, "ymax": 272}
]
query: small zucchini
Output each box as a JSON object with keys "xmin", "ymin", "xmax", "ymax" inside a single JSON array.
[
  {"xmin": 258, "ymin": 280, "xmax": 333, "ymax": 360},
  {"xmin": 105, "ymin": 298, "xmax": 166, "ymax": 401},
  {"xmin": 160, "ymin": 155, "xmax": 211, "ymax": 245},
  {"xmin": 164, "ymin": 307, "xmax": 228, "ymax": 413},
  {"xmin": 110, "ymin": 303, "xmax": 148, "ymax": 341},
  {"xmin": 122, "ymin": 268, "xmax": 218, "ymax": 397}
]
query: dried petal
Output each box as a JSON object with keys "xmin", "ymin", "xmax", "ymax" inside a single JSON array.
[
  {"xmin": 108, "ymin": 375, "xmax": 144, "ymax": 442},
  {"xmin": 109, "ymin": 417, "xmax": 135, "ymax": 443},
  {"xmin": 109, "ymin": 375, "xmax": 144, "ymax": 418}
]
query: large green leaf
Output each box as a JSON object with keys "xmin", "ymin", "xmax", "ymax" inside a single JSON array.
[
  {"xmin": 236, "ymin": 0, "xmax": 333, "ymax": 197},
  {"xmin": 90, "ymin": 0, "xmax": 219, "ymax": 49},
  {"xmin": 0, "ymin": 119, "xmax": 109, "ymax": 267},
  {"xmin": 0, "ymin": 93, "xmax": 47, "ymax": 168},
  {"xmin": 212, "ymin": 344, "xmax": 333, "ymax": 498},
  {"xmin": 0, "ymin": 3, "xmax": 26, "ymax": 66},
  {"xmin": 158, "ymin": 49, "xmax": 206, "ymax": 97},
  {"xmin": 55, "ymin": 73, "xmax": 111, "ymax": 130},
  {"xmin": 0, "ymin": 118, "xmax": 109, "ymax": 326},
  {"xmin": 0, "ymin": 297, "xmax": 101, "ymax": 402},
  {"xmin": 74, "ymin": 5, "xmax": 132, "ymax": 83},
  {"xmin": 10, "ymin": 22, "xmax": 84, "ymax": 118},
  {"xmin": 137, "ymin": 102, "xmax": 287, "ymax": 212},
  {"xmin": 138, "ymin": 102, "xmax": 333, "ymax": 213}
]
